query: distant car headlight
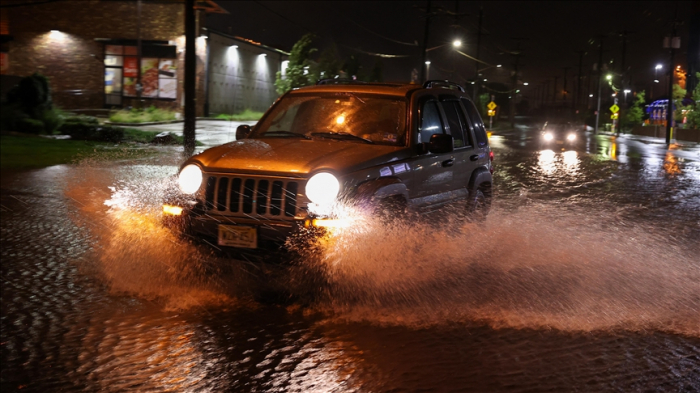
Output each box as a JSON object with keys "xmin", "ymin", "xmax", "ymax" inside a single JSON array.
[
  {"xmin": 543, "ymin": 132, "xmax": 554, "ymax": 141},
  {"xmin": 567, "ymin": 133, "xmax": 576, "ymax": 141},
  {"xmin": 178, "ymin": 164, "xmax": 203, "ymax": 194},
  {"xmin": 306, "ymin": 172, "xmax": 340, "ymax": 205}
]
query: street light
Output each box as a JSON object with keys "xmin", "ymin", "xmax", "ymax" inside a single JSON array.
[
  {"xmin": 425, "ymin": 61, "xmax": 431, "ymax": 79},
  {"xmin": 653, "ymin": 64, "xmax": 663, "ymax": 99}
]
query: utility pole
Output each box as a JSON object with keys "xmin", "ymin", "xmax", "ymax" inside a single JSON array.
[
  {"xmin": 594, "ymin": 35, "xmax": 605, "ymax": 135},
  {"xmin": 509, "ymin": 41, "xmax": 523, "ymax": 128},
  {"xmin": 136, "ymin": 0, "xmax": 142, "ymax": 108},
  {"xmin": 665, "ymin": 6, "xmax": 680, "ymax": 145},
  {"xmin": 184, "ymin": 0, "xmax": 196, "ymax": 156},
  {"xmin": 473, "ymin": 6, "xmax": 483, "ymax": 100},
  {"xmin": 420, "ymin": 0, "xmax": 432, "ymax": 83},
  {"xmin": 574, "ymin": 51, "xmax": 586, "ymax": 111},
  {"xmin": 617, "ymin": 30, "xmax": 633, "ymax": 132}
]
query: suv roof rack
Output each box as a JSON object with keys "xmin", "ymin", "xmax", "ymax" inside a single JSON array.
[
  {"xmin": 423, "ymin": 80, "xmax": 465, "ymax": 92},
  {"xmin": 316, "ymin": 78, "xmax": 367, "ymax": 85}
]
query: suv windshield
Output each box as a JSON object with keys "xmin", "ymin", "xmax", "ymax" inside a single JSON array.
[{"xmin": 252, "ymin": 93, "xmax": 408, "ymax": 146}]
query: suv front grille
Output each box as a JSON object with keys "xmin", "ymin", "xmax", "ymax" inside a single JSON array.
[{"xmin": 203, "ymin": 175, "xmax": 300, "ymax": 219}]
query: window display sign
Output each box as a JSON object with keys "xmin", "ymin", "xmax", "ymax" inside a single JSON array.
[
  {"xmin": 141, "ymin": 58, "xmax": 159, "ymax": 98},
  {"xmin": 103, "ymin": 43, "xmax": 177, "ymax": 103},
  {"xmin": 158, "ymin": 59, "xmax": 177, "ymax": 99},
  {"xmin": 123, "ymin": 57, "xmax": 138, "ymax": 97}
]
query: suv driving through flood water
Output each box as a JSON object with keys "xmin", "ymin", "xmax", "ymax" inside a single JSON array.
[{"xmin": 164, "ymin": 80, "xmax": 494, "ymax": 252}]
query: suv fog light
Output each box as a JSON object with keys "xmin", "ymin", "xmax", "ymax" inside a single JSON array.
[
  {"xmin": 163, "ymin": 204, "xmax": 183, "ymax": 216},
  {"xmin": 178, "ymin": 165, "xmax": 202, "ymax": 194}
]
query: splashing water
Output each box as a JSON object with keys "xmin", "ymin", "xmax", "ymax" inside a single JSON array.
[
  {"xmin": 62, "ymin": 154, "xmax": 699, "ymax": 336},
  {"xmin": 63, "ymin": 158, "xmax": 240, "ymax": 311},
  {"xmin": 301, "ymin": 205, "xmax": 700, "ymax": 336}
]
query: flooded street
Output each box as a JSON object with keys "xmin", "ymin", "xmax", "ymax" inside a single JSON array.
[{"xmin": 2, "ymin": 127, "xmax": 699, "ymax": 392}]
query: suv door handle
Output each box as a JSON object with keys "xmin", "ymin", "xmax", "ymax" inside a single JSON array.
[
  {"xmin": 469, "ymin": 154, "xmax": 479, "ymax": 161},
  {"xmin": 442, "ymin": 158, "xmax": 455, "ymax": 167}
]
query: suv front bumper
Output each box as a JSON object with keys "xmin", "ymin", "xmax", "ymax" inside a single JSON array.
[{"xmin": 162, "ymin": 201, "xmax": 343, "ymax": 251}]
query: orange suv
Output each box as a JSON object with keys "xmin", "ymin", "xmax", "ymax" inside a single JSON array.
[{"xmin": 164, "ymin": 80, "xmax": 494, "ymax": 251}]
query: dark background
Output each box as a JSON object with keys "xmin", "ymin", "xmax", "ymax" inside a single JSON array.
[{"xmin": 208, "ymin": 1, "xmax": 695, "ymax": 94}]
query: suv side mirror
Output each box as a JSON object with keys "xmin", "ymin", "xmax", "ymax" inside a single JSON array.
[
  {"xmin": 428, "ymin": 133, "xmax": 454, "ymax": 154},
  {"xmin": 236, "ymin": 124, "xmax": 252, "ymax": 140}
]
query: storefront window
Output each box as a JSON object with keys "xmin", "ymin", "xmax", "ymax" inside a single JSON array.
[{"xmin": 103, "ymin": 43, "xmax": 177, "ymax": 106}]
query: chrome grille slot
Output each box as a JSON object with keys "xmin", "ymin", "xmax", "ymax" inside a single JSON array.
[{"xmin": 203, "ymin": 175, "xmax": 300, "ymax": 219}]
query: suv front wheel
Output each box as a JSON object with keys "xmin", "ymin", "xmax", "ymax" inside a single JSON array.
[{"xmin": 466, "ymin": 188, "xmax": 490, "ymax": 222}]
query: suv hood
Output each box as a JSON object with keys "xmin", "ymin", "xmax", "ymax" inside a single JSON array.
[{"xmin": 191, "ymin": 138, "xmax": 410, "ymax": 175}]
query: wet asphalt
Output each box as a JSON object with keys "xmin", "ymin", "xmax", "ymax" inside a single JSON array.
[{"xmin": 1, "ymin": 124, "xmax": 699, "ymax": 392}]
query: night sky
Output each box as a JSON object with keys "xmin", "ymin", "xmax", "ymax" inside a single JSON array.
[{"xmin": 208, "ymin": 1, "xmax": 695, "ymax": 98}]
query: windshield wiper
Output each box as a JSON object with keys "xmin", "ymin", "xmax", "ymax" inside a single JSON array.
[
  {"xmin": 311, "ymin": 131, "xmax": 374, "ymax": 144},
  {"xmin": 261, "ymin": 131, "xmax": 312, "ymax": 139}
]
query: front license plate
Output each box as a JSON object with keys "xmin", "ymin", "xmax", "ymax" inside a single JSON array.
[
  {"xmin": 218, "ymin": 225, "xmax": 257, "ymax": 248},
  {"xmin": 556, "ymin": 140, "xmax": 564, "ymax": 144}
]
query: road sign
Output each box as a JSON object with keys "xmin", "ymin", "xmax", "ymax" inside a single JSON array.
[
  {"xmin": 488, "ymin": 109, "xmax": 495, "ymax": 117},
  {"xmin": 487, "ymin": 101, "xmax": 497, "ymax": 110},
  {"xmin": 611, "ymin": 113, "xmax": 619, "ymax": 119},
  {"xmin": 610, "ymin": 104, "xmax": 620, "ymax": 113}
]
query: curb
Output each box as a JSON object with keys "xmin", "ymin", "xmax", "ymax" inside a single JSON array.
[{"xmin": 104, "ymin": 118, "xmax": 258, "ymax": 126}]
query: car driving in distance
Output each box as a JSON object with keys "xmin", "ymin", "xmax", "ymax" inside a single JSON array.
[
  {"xmin": 540, "ymin": 121, "xmax": 583, "ymax": 147},
  {"xmin": 163, "ymin": 80, "xmax": 494, "ymax": 252}
]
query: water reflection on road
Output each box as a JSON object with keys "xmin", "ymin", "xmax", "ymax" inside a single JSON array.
[{"xmin": 1, "ymin": 130, "xmax": 699, "ymax": 392}]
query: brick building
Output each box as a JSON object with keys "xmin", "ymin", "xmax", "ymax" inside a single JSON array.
[{"xmin": 0, "ymin": 0, "xmax": 287, "ymax": 116}]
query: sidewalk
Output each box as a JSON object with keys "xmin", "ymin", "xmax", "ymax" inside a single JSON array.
[{"xmin": 129, "ymin": 119, "xmax": 257, "ymax": 147}]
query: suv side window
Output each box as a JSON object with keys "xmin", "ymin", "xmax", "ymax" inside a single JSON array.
[
  {"xmin": 419, "ymin": 100, "xmax": 444, "ymax": 143},
  {"xmin": 441, "ymin": 101, "xmax": 471, "ymax": 148},
  {"xmin": 461, "ymin": 98, "xmax": 489, "ymax": 147}
]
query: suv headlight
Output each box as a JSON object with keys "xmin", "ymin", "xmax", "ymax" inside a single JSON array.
[
  {"xmin": 178, "ymin": 164, "xmax": 203, "ymax": 194},
  {"xmin": 306, "ymin": 172, "xmax": 340, "ymax": 205}
]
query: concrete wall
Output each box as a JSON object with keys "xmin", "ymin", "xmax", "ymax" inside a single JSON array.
[{"xmin": 206, "ymin": 32, "xmax": 287, "ymax": 115}]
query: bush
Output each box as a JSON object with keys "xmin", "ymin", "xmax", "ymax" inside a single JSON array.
[
  {"xmin": 109, "ymin": 106, "xmax": 177, "ymax": 123},
  {"xmin": 59, "ymin": 123, "xmax": 124, "ymax": 142},
  {"xmin": 215, "ymin": 108, "xmax": 264, "ymax": 121},
  {"xmin": 0, "ymin": 73, "xmax": 64, "ymax": 134},
  {"xmin": 97, "ymin": 126, "xmax": 124, "ymax": 143},
  {"xmin": 17, "ymin": 118, "xmax": 45, "ymax": 134},
  {"xmin": 63, "ymin": 114, "xmax": 99, "ymax": 125}
]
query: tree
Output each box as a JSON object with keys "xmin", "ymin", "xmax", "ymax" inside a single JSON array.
[
  {"xmin": 274, "ymin": 34, "xmax": 318, "ymax": 95},
  {"xmin": 342, "ymin": 55, "xmax": 362, "ymax": 80},
  {"xmin": 686, "ymin": 73, "xmax": 700, "ymax": 129},
  {"xmin": 368, "ymin": 59, "xmax": 384, "ymax": 82},
  {"xmin": 313, "ymin": 44, "xmax": 342, "ymax": 81},
  {"xmin": 622, "ymin": 90, "xmax": 644, "ymax": 130},
  {"xmin": 672, "ymin": 83, "xmax": 690, "ymax": 123}
]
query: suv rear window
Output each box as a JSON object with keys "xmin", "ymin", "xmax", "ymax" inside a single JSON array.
[
  {"xmin": 253, "ymin": 93, "xmax": 408, "ymax": 146},
  {"xmin": 461, "ymin": 98, "xmax": 489, "ymax": 147}
]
